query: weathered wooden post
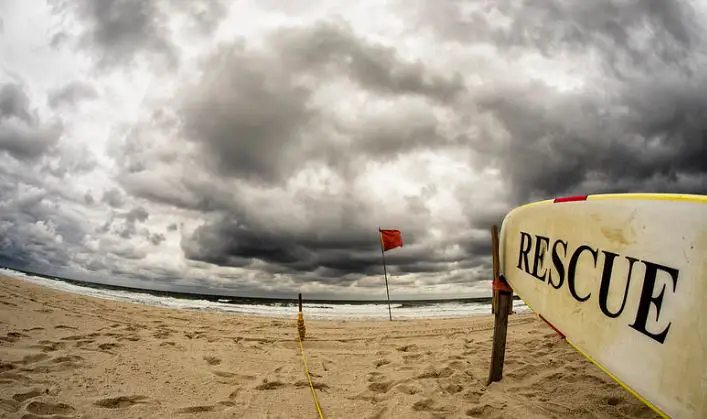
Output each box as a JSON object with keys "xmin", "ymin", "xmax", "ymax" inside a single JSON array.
[
  {"xmin": 297, "ymin": 293, "xmax": 306, "ymax": 340},
  {"xmin": 488, "ymin": 224, "xmax": 513, "ymax": 385}
]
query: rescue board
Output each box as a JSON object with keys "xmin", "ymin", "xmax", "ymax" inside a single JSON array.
[{"xmin": 498, "ymin": 193, "xmax": 707, "ymax": 418}]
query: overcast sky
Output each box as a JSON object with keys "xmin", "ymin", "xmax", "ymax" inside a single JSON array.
[{"xmin": 0, "ymin": 1, "xmax": 705, "ymax": 300}]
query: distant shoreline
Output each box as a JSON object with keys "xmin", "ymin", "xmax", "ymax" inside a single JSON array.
[{"xmin": 1, "ymin": 265, "xmax": 520, "ymax": 306}]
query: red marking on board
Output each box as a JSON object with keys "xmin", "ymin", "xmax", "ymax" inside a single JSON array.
[
  {"xmin": 539, "ymin": 314, "xmax": 566, "ymax": 339},
  {"xmin": 553, "ymin": 195, "xmax": 588, "ymax": 203}
]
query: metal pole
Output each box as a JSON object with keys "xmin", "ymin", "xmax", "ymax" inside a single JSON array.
[{"xmin": 379, "ymin": 227, "xmax": 393, "ymax": 321}]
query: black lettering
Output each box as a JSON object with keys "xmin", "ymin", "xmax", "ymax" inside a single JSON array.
[
  {"xmin": 598, "ymin": 253, "xmax": 638, "ymax": 318},
  {"xmin": 567, "ymin": 245, "xmax": 597, "ymax": 302},
  {"xmin": 629, "ymin": 261, "xmax": 679, "ymax": 344},
  {"xmin": 531, "ymin": 235, "xmax": 550, "ymax": 281},
  {"xmin": 517, "ymin": 232, "xmax": 532, "ymax": 273},
  {"xmin": 549, "ymin": 239, "xmax": 567, "ymax": 289}
]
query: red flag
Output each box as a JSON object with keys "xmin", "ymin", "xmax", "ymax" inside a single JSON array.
[{"xmin": 379, "ymin": 228, "xmax": 403, "ymax": 252}]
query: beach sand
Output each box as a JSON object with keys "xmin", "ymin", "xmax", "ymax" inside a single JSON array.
[{"xmin": 0, "ymin": 275, "xmax": 659, "ymax": 419}]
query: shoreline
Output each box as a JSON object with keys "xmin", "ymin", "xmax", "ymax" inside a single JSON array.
[
  {"xmin": 0, "ymin": 275, "xmax": 659, "ymax": 418},
  {"xmin": 7, "ymin": 271, "xmax": 527, "ymax": 321}
]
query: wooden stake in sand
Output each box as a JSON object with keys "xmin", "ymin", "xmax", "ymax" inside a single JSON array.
[
  {"xmin": 297, "ymin": 293, "xmax": 306, "ymax": 340},
  {"xmin": 488, "ymin": 224, "xmax": 513, "ymax": 385}
]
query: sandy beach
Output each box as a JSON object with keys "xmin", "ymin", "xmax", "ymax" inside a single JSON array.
[{"xmin": 0, "ymin": 276, "xmax": 658, "ymax": 419}]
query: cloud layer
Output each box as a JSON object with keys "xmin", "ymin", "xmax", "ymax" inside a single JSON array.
[{"xmin": 1, "ymin": 0, "xmax": 705, "ymax": 299}]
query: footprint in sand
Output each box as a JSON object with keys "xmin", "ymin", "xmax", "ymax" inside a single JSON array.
[
  {"xmin": 227, "ymin": 388, "xmax": 240, "ymax": 400},
  {"xmin": 0, "ymin": 331, "xmax": 28, "ymax": 343},
  {"xmin": 94, "ymin": 395, "xmax": 148, "ymax": 409},
  {"xmin": 54, "ymin": 325, "xmax": 78, "ymax": 330},
  {"xmin": 368, "ymin": 381, "xmax": 393, "ymax": 394},
  {"xmin": 153, "ymin": 330, "xmax": 171, "ymax": 339},
  {"xmin": 412, "ymin": 398, "xmax": 437, "ymax": 412},
  {"xmin": 0, "ymin": 371, "xmax": 31, "ymax": 385},
  {"xmin": 402, "ymin": 353, "xmax": 421, "ymax": 364},
  {"xmin": 60, "ymin": 333, "xmax": 101, "ymax": 341},
  {"xmin": 52, "ymin": 355, "xmax": 84, "ymax": 364},
  {"xmin": 22, "ymin": 327, "xmax": 44, "ymax": 332},
  {"xmin": 394, "ymin": 383, "xmax": 421, "ymax": 395},
  {"xmin": 295, "ymin": 380, "xmax": 329, "ymax": 391},
  {"xmin": 0, "ymin": 398, "xmax": 20, "ymax": 413},
  {"xmin": 176, "ymin": 405, "xmax": 217, "ymax": 414},
  {"xmin": 367, "ymin": 372, "xmax": 386, "ymax": 383},
  {"xmin": 255, "ymin": 379, "xmax": 285, "ymax": 390},
  {"xmin": 416, "ymin": 365, "xmax": 454, "ymax": 379},
  {"xmin": 374, "ymin": 359, "xmax": 391, "ymax": 368},
  {"xmin": 12, "ymin": 389, "xmax": 43, "ymax": 402},
  {"xmin": 116, "ymin": 335, "xmax": 141, "ymax": 342},
  {"xmin": 466, "ymin": 403, "xmax": 503, "ymax": 417},
  {"xmin": 19, "ymin": 353, "xmax": 50, "ymax": 365},
  {"xmin": 26, "ymin": 401, "xmax": 76, "ymax": 416},
  {"xmin": 98, "ymin": 342, "xmax": 121, "ymax": 351},
  {"xmin": 203, "ymin": 355, "xmax": 221, "ymax": 366},
  {"xmin": 34, "ymin": 340, "xmax": 66, "ymax": 353}
]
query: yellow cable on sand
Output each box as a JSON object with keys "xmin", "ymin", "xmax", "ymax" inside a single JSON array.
[
  {"xmin": 296, "ymin": 294, "xmax": 324, "ymax": 419},
  {"xmin": 297, "ymin": 322, "xmax": 325, "ymax": 419}
]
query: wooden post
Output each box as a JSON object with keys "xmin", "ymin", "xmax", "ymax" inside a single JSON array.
[
  {"xmin": 488, "ymin": 224, "xmax": 513, "ymax": 385},
  {"xmin": 297, "ymin": 293, "xmax": 306, "ymax": 340}
]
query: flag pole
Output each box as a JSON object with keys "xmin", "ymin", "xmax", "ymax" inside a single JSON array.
[{"xmin": 379, "ymin": 227, "xmax": 393, "ymax": 321}]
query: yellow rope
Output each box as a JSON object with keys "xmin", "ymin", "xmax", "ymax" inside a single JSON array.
[{"xmin": 297, "ymin": 319, "xmax": 325, "ymax": 419}]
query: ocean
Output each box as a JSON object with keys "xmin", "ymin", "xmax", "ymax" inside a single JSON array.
[{"xmin": 1, "ymin": 267, "xmax": 529, "ymax": 320}]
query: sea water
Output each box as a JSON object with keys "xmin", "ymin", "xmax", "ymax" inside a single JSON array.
[{"xmin": 1, "ymin": 267, "xmax": 529, "ymax": 320}]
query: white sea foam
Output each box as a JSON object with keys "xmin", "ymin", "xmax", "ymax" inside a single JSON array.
[{"xmin": 1, "ymin": 267, "xmax": 529, "ymax": 320}]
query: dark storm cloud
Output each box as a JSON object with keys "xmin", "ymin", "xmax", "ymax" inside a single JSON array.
[
  {"xmin": 181, "ymin": 208, "xmax": 484, "ymax": 286},
  {"xmin": 149, "ymin": 233, "xmax": 165, "ymax": 245},
  {"xmin": 126, "ymin": 206, "xmax": 149, "ymax": 223},
  {"xmin": 171, "ymin": 4, "xmax": 707, "ymax": 292},
  {"xmin": 272, "ymin": 20, "xmax": 466, "ymax": 104},
  {"xmin": 49, "ymin": 0, "xmax": 177, "ymax": 68},
  {"xmin": 93, "ymin": 205, "xmax": 151, "ymax": 239},
  {"xmin": 48, "ymin": 81, "xmax": 98, "ymax": 109},
  {"xmin": 477, "ymin": 74, "xmax": 707, "ymax": 203},
  {"xmin": 102, "ymin": 188, "xmax": 124, "ymax": 208},
  {"xmin": 7, "ymin": 0, "xmax": 689, "ymax": 297},
  {"xmin": 397, "ymin": 0, "xmax": 707, "ymax": 203},
  {"xmin": 119, "ymin": 206, "xmax": 149, "ymax": 238},
  {"xmin": 410, "ymin": 0, "xmax": 696, "ymax": 63},
  {"xmin": 49, "ymin": 0, "xmax": 230, "ymax": 68},
  {"xmin": 179, "ymin": 18, "xmax": 466, "ymax": 185},
  {"xmin": 0, "ymin": 169, "xmax": 88, "ymax": 273},
  {"xmin": 0, "ymin": 83, "xmax": 62, "ymax": 161}
]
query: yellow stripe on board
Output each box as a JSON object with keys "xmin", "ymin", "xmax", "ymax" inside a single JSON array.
[
  {"xmin": 565, "ymin": 340, "xmax": 670, "ymax": 419},
  {"xmin": 514, "ymin": 193, "xmax": 706, "ymax": 210},
  {"xmin": 297, "ymin": 331, "xmax": 325, "ymax": 419},
  {"xmin": 508, "ymin": 286, "xmax": 670, "ymax": 419},
  {"xmin": 514, "ymin": 199, "xmax": 554, "ymax": 210},
  {"xmin": 587, "ymin": 193, "xmax": 707, "ymax": 204}
]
